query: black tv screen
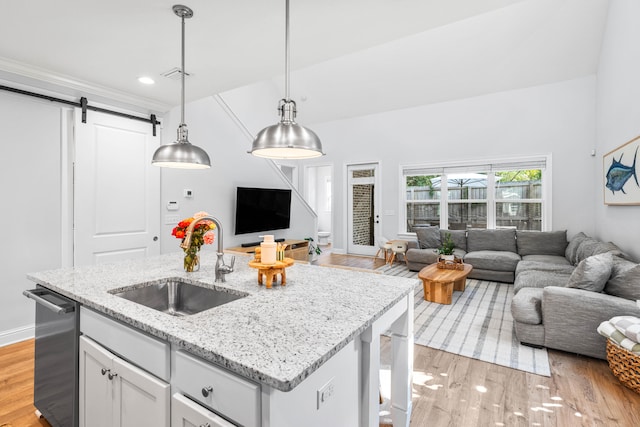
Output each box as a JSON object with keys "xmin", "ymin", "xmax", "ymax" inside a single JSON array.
[{"xmin": 235, "ymin": 187, "xmax": 292, "ymax": 235}]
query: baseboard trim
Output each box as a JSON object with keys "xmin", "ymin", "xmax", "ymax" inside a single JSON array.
[
  {"xmin": 0, "ymin": 325, "xmax": 34, "ymax": 347},
  {"xmin": 331, "ymin": 248, "xmax": 346, "ymax": 254}
]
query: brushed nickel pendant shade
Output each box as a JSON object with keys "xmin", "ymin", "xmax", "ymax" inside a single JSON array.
[
  {"xmin": 152, "ymin": 5, "xmax": 211, "ymax": 169},
  {"xmin": 249, "ymin": 0, "xmax": 324, "ymax": 159}
]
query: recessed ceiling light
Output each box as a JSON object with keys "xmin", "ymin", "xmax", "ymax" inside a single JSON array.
[{"xmin": 138, "ymin": 76, "xmax": 155, "ymax": 85}]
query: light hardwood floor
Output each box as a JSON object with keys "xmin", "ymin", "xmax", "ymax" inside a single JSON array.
[
  {"xmin": 320, "ymin": 248, "xmax": 640, "ymax": 426},
  {"xmin": 0, "ymin": 340, "xmax": 50, "ymax": 427},
  {"xmin": 3, "ymin": 250, "xmax": 640, "ymax": 427}
]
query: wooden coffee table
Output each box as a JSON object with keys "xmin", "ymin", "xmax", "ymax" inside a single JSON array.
[{"xmin": 418, "ymin": 263, "xmax": 473, "ymax": 305}]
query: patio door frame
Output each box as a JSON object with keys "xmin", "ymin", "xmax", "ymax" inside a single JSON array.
[{"xmin": 345, "ymin": 161, "xmax": 380, "ymax": 256}]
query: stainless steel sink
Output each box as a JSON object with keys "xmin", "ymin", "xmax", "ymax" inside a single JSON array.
[{"xmin": 111, "ymin": 280, "xmax": 245, "ymax": 317}]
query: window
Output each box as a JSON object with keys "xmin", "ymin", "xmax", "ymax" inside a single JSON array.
[
  {"xmin": 405, "ymin": 174, "xmax": 441, "ymax": 228},
  {"xmin": 401, "ymin": 157, "xmax": 549, "ymax": 232},
  {"xmin": 495, "ymin": 169, "xmax": 543, "ymax": 231}
]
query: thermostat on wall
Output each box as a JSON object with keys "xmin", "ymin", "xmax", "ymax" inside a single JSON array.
[{"xmin": 167, "ymin": 201, "xmax": 179, "ymax": 211}]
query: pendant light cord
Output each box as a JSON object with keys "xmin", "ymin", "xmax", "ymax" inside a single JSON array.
[
  {"xmin": 180, "ymin": 12, "xmax": 186, "ymax": 126},
  {"xmin": 284, "ymin": 0, "xmax": 290, "ymax": 102}
]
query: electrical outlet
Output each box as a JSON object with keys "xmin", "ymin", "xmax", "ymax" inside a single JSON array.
[{"xmin": 317, "ymin": 378, "xmax": 335, "ymax": 409}]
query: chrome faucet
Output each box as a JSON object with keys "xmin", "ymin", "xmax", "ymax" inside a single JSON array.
[{"xmin": 180, "ymin": 216, "xmax": 235, "ymax": 282}]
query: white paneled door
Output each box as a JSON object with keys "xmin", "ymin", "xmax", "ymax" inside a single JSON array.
[{"xmin": 74, "ymin": 109, "xmax": 160, "ymax": 266}]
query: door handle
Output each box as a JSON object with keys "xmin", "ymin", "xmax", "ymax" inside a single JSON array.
[
  {"xmin": 153, "ymin": 236, "xmax": 158, "ymax": 241},
  {"xmin": 101, "ymin": 368, "xmax": 110, "ymax": 376},
  {"xmin": 108, "ymin": 372, "xmax": 118, "ymax": 380},
  {"xmin": 23, "ymin": 289, "xmax": 75, "ymax": 315}
]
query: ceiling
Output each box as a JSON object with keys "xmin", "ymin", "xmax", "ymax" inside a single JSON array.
[{"xmin": 0, "ymin": 0, "xmax": 610, "ymax": 123}]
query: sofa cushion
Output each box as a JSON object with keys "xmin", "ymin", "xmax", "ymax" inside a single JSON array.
[
  {"xmin": 463, "ymin": 250, "xmax": 520, "ymax": 272},
  {"xmin": 516, "ymin": 230, "xmax": 568, "ymax": 257},
  {"xmin": 515, "ymin": 260, "xmax": 575, "ymax": 276},
  {"xmin": 415, "ymin": 226, "xmax": 441, "ymax": 249},
  {"xmin": 520, "ymin": 254, "xmax": 571, "ymax": 265},
  {"xmin": 467, "ymin": 229, "xmax": 516, "ymax": 253},
  {"xmin": 439, "ymin": 229, "xmax": 467, "ymax": 251},
  {"xmin": 565, "ymin": 232, "xmax": 588, "ymax": 265},
  {"xmin": 405, "ymin": 248, "xmax": 439, "ymax": 265},
  {"xmin": 566, "ymin": 252, "xmax": 613, "ymax": 292},
  {"xmin": 605, "ymin": 257, "xmax": 640, "ymax": 301},
  {"xmin": 406, "ymin": 248, "xmax": 467, "ymax": 265},
  {"xmin": 513, "ymin": 270, "xmax": 571, "ymax": 294},
  {"xmin": 511, "ymin": 287, "xmax": 543, "ymax": 325}
]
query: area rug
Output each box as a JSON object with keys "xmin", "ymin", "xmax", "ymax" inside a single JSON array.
[{"xmin": 377, "ymin": 263, "xmax": 551, "ymax": 376}]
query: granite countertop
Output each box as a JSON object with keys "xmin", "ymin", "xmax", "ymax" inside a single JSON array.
[{"xmin": 27, "ymin": 252, "xmax": 417, "ymax": 392}]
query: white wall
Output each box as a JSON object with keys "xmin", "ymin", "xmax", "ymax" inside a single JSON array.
[
  {"xmin": 314, "ymin": 166, "xmax": 332, "ymax": 233},
  {"xmin": 302, "ymin": 76, "xmax": 597, "ymax": 251},
  {"xmin": 0, "ymin": 91, "xmax": 65, "ymax": 345},
  {"xmin": 304, "ymin": 165, "xmax": 332, "ymax": 235},
  {"xmin": 595, "ymin": 0, "xmax": 640, "ymax": 261},
  {"xmin": 159, "ymin": 95, "xmax": 317, "ymax": 255}
]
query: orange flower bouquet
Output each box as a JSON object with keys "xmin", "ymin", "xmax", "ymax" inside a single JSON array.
[{"xmin": 172, "ymin": 211, "xmax": 216, "ymax": 272}]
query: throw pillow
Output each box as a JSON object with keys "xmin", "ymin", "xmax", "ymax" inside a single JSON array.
[
  {"xmin": 564, "ymin": 231, "xmax": 588, "ymax": 265},
  {"xmin": 415, "ymin": 226, "xmax": 441, "ymax": 249},
  {"xmin": 566, "ymin": 252, "xmax": 613, "ymax": 292},
  {"xmin": 575, "ymin": 238, "xmax": 601, "ymax": 263},
  {"xmin": 516, "ymin": 230, "xmax": 567, "ymax": 257},
  {"xmin": 605, "ymin": 257, "xmax": 640, "ymax": 301}
]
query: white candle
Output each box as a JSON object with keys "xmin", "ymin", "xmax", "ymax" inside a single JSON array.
[{"xmin": 261, "ymin": 235, "xmax": 276, "ymax": 265}]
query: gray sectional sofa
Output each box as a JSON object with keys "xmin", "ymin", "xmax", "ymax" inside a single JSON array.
[{"xmin": 405, "ymin": 227, "xmax": 640, "ymax": 359}]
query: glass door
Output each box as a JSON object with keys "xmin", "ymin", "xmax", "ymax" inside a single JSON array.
[{"xmin": 347, "ymin": 163, "xmax": 379, "ymax": 256}]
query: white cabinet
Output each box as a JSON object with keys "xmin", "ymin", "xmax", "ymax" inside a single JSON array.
[
  {"xmin": 79, "ymin": 336, "xmax": 170, "ymax": 427},
  {"xmin": 171, "ymin": 393, "xmax": 235, "ymax": 427}
]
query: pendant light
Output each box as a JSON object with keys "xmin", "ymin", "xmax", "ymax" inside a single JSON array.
[
  {"xmin": 152, "ymin": 5, "xmax": 211, "ymax": 169},
  {"xmin": 249, "ymin": 0, "xmax": 324, "ymax": 159}
]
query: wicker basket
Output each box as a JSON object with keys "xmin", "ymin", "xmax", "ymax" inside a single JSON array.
[
  {"xmin": 606, "ymin": 339, "xmax": 640, "ymax": 394},
  {"xmin": 436, "ymin": 260, "xmax": 464, "ymax": 270}
]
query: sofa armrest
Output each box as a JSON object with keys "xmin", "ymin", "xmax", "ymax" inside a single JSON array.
[
  {"xmin": 407, "ymin": 240, "xmax": 419, "ymax": 250},
  {"xmin": 542, "ymin": 286, "xmax": 640, "ymax": 359}
]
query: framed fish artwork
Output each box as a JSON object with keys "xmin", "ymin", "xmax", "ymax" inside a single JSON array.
[{"xmin": 603, "ymin": 135, "xmax": 640, "ymax": 205}]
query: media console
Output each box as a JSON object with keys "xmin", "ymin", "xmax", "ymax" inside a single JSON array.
[{"xmin": 226, "ymin": 239, "xmax": 309, "ymax": 262}]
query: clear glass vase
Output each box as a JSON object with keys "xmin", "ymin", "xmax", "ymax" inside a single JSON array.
[{"xmin": 183, "ymin": 247, "xmax": 200, "ymax": 272}]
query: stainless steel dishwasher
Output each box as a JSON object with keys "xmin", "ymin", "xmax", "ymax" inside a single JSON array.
[{"xmin": 24, "ymin": 285, "xmax": 79, "ymax": 427}]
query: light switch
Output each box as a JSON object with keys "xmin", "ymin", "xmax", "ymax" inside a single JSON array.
[
  {"xmin": 165, "ymin": 215, "xmax": 180, "ymax": 225},
  {"xmin": 183, "ymin": 189, "xmax": 193, "ymax": 198}
]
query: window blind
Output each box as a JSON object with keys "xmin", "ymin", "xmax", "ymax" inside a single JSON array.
[{"xmin": 403, "ymin": 157, "xmax": 546, "ymax": 176}]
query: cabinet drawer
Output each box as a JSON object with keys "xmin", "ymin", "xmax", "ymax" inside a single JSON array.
[
  {"xmin": 173, "ymin": 351, "xmax": 260, "ymax": 427},
  {"xmin": 80, "ymin": 307, "xmax": 170, "ymax": 381},
  {"xmin": 172, "ymin": 393, "xmax": 235, "ymax": 427}
]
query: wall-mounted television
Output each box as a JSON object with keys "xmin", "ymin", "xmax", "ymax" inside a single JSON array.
[{"xmin": 234, "ymin": 187, "xmax": 292, "ymax": 235}]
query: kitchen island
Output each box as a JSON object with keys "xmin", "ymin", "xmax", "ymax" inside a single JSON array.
[{"xmin": 28, "ymin": 252, "xmax": 416, "ymax": 427}]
